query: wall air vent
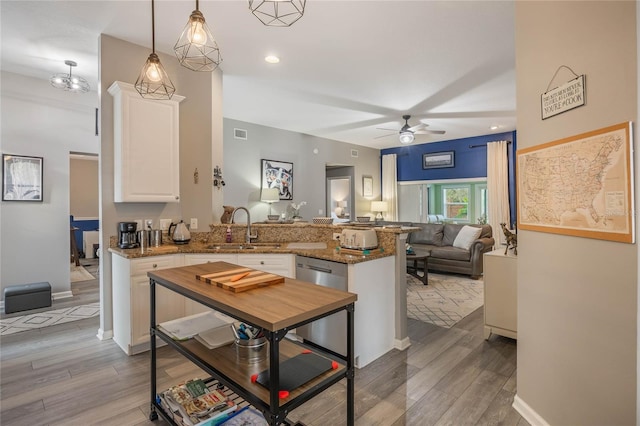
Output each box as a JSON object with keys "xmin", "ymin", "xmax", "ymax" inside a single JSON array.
[
  {"xmin": 351, "ymin": 149, "xmax": 358, "ymax": 158},
  {"xmin": 234, "ymin": 128, "xmax": 248, "ymax": 140}
]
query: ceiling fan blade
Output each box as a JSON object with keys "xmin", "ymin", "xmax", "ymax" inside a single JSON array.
[
  {"xmin": 374, "ymin": 133, "xmax": 397, "ymax": 139},
  {"xmin": 415, "ymin": 129, "xmax": 446, "ymax": 135},
  {"xmin": 376, "ymin": 127, "xmax": 400, "ymax": 132},
  {"xmin": 408, "ymin": 123, "xmax": 428, "ymax": 132}
]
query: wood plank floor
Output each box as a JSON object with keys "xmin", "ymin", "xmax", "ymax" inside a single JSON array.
[
  {"xmin": 1, "ymin": 258, "xmax": 100, "ymax": 321},
  {"xmin": 0, "ymin": 265, "xmax": 528, "ymax": 425}
]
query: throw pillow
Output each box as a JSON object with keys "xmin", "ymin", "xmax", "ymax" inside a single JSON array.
[{"xmin": 452, "ymin": 225, "xmax": 483, "ymax": 250}]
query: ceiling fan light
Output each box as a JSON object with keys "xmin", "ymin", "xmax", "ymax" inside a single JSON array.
[
  {"xmin": 249, "ymin": 0, "xmax": 306, "ymax": 27},
  {"xmin": 399, "ymin": 131, "xmax": 414, "ymax": 144},
  {"xmin": 49, "ymin": 60, "xmax": 90, "ymax": 94},
  {"xmin": 174, "ymin": 4, "xmax": 222, "ymax": 72}
]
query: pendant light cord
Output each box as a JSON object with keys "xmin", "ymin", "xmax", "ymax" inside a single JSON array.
[
  {"xmin": 196, "ymin": 0, "xmax": 199, "ymax": 11},
  {"xmin": 151, "ymin": 0, "xmax": 156, "ymax": 54}
]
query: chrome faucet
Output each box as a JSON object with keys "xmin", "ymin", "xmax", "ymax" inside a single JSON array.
[{"xmin": 231, "ymin": 207, "xmax": 257, "ymax": 244}]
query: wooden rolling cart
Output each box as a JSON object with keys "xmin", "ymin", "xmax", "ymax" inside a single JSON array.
[{"xmin": 147, "ymin": 261, "xmax": 357, "ymax": 425}]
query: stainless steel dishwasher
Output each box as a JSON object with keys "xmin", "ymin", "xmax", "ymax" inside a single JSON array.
[{"xmin": 295, "ymin": 255, "xmax": 348, "ymax": 356}]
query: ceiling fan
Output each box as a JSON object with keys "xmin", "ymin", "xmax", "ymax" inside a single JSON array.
[{"xmin": 375, "ymin": 115, "xmax": 445, "ymax": 144}]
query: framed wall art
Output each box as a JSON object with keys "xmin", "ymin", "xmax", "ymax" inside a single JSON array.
[
  {"xmin": 423, "ymin": 151, "xmax": 455, "ymax": 169},
  {"xmin": 517, "ymin": 122, "xmax": 634, "ymax": 243},
  {"xmin": 362, "ymin": 175, "xmax": 373, "ymax": 197},
  {"xmin": 261, "ymin": 159, "xmax": 293, "ymax": 200},
  {"xmin": 2, "ymin": 154, "xmax": 43, "ymax": 202}
]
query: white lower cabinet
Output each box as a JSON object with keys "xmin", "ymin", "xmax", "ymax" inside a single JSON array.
[
  {"xmin": 113, "ymin": 252, "xmax": 295, "ymax": 355},
  {"xmin": 181, "ymin": 253, "xmax": 294, "ymax": 277},
  {"xmin": 236, "ymin": 253, "xmax": 295, "ymax": 278},
  {"xmin": 112, "ymin": 255, "xmax": 184, "ymax": 355},
  {"xmin": 183, "ymin": 254, "xmax": 238, "ymax": 265}
]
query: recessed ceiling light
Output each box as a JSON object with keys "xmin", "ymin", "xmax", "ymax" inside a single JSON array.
[
  {"xmin": 265, "ymin": 55, "xmax": 280, "ymax": 64},
  {"xmin": 490, "ymin": 125, "xmax": 499, "ymax": 130}
]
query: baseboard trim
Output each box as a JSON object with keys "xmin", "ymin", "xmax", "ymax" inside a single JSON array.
[
  {"xmin": 513, "ymin": 394, "xmax": 550, "ymax": 426},
  {"xmin": 394, "ymin": 337, "xmax": 412, "ymax": 351},
  {"xmin": 52, "ymin": 291, "xmax": 73, "ymax": 300},
  {"xmin": 96, "ymin": 328, "xmax": 113, "ymax": 340}
]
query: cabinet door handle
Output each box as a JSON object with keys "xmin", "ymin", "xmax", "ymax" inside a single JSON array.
[
  {"xmin": 153, "ymin": 264, "xmax": 158, "ymax": 268},
  {"xmin": 175, "ymin": 195, "xmax": 180, "ymax": 200},
  {"xmin": 260, "ymin": 261, "xmax": 265, "ymax": 265}
]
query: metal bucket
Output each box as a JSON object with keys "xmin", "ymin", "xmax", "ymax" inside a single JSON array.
[{"xmin": 235, "ymin": 336, "xmax": 267, "ymax": 363}]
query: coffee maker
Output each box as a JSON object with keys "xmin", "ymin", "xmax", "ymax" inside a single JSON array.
[{"xmin": 118, "ymin": 222, "xmax": 139, "ymax": 249}]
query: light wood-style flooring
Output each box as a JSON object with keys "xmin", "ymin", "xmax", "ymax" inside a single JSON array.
[
  {"xmin": 0, "ymin": 258, "xmax": 100, "ymax": 321},
  {"xmin": 0, "ymin": 265, "xmax": 527, "ymax": 425}
]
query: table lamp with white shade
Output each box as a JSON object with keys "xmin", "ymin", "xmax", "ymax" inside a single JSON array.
[
  {"xmin": 261, "ymin": 187, "xmax": 280, "ymax": 216},
  {"xmin": 335, "ymin": 200, "xmax": 347, "ymax": 217},
  {"xmin": 371, "ymin": 201, "xmax": 388, "ymax": 221}
]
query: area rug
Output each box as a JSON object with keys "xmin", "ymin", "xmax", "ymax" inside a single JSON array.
[
  {"xmin": 407, "ymin": 272, "xmax": 484, "ymax": 328},
  {"xmin": 0, "ymin": 302, "xmax": 100, "ymax": 335},
  {"xmin": 70, "ymin": 264, "xmax": 95, "ymax": 282}
]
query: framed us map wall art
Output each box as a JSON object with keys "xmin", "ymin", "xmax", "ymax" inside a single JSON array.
[{"xmin": 517, "ymin": 122, "xmax": 634, "ymax": 243}]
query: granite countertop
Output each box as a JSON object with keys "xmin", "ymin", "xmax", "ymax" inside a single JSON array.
[
  {"xmin": 108, "ymin": 223, "xmax": 417, "ymax": 264},
  {"xmin": 108, "ymin": 241, "xmax": 393, "ymax": 264}
]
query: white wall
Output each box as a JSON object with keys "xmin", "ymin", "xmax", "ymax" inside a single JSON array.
[
  {"xmin": 514, "ymin": 2, "xmax": 637, "ymax": 424},
  {"xmin": 222, "ymin": 118, "xmax": 380, "ymax": 223},
  {"xmin": 0, "ymin": 71, "xmax": 99, "ymax": 298}
]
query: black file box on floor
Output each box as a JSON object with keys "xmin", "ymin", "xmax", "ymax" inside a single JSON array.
[{"xmin": 4, "ymin": 282, "xmax": 52, "ymax": 314}]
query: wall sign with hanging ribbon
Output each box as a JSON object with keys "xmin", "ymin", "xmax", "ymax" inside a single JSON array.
[
  {"xmin": 213, "ymin": 165, "xmax": 225, "ymax": 189},
  {"xmin": 541, "ymin": 65, "xmax": 586, "ymax": 120}
]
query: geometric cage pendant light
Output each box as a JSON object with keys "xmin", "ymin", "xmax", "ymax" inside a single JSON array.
[
  {"xmin": 248, "ymin": 0, "xmax": 306, "ymax": 27},
  {"xmin": 174, "ymin": 0, "xmax": 222, "ymax": 72},
  {"xmin": 50, "ymin": 60, "xmax": 90, "ymax": 93},
  {"xmin": 135, "ymin": 0, "xmax": 176, "ymax": 100}
]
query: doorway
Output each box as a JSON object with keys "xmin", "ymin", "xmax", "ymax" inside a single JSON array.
[
  {"xmin": 326, "ymin": 165, "xmax": 355, "ymax": 219},
  {"xmin": 69, "ymin": 152, "xmax": 100, "ymax": 307}
]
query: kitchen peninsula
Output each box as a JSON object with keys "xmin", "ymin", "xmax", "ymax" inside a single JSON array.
[{"xmin": 109, "ymin": 223, "xmax": 415, "ymax": 368}]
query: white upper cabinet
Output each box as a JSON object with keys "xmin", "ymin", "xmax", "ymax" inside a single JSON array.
[{"xmin": 108, "ymin": 81, "xmax": 185, "ymax": 203}]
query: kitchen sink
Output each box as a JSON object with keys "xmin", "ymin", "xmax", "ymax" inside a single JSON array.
[{"xmin": 206, "ymin": 243, "xmax": 282, "ymax": 250}]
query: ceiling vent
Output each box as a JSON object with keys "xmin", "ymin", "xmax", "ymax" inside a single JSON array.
[
  {"xmin": 234, "ymin": 128, "xmax": 248, "ymax": 140},
  {"xmin": 351, "ymin": 149, "xmax": 358, "ymax": 158}
]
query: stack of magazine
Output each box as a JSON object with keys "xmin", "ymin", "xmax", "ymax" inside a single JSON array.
[{"xmin": 158, "ymin": 378, "xmax": 242, "ymax": 426}]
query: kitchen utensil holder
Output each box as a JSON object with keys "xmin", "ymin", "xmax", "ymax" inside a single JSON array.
[{"xmin": 235, "ymin": 336, "xmax": 267, "ymax": 363}]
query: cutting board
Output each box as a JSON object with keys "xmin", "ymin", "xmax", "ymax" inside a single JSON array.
[{"xmin": 196, "ymin": 267, "xmax": 285, "ymax": 292}]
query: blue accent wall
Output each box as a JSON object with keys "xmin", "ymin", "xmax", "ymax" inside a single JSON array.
[
  {"xmin": 70, "ymin": 216, "xmax": 100, "ymax": 257},
  {"xmin": 381, "ymin": 131, "xmax": 517, "ymax": 226}
]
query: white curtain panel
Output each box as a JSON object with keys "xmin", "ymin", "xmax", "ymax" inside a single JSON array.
[
  {"xmin": 382, "ymin": 154, "xmax": 398, "ymax": 221},
  {"xmin": 487, "ymin": 141, "xmax": 511, "ymax": 245}
]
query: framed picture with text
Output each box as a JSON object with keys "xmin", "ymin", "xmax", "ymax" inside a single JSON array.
[{"xmin": 2, "ymin": 154, "xmax": 43, "ymax": 202}]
